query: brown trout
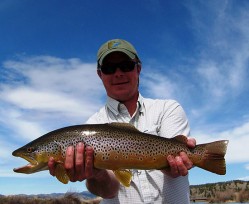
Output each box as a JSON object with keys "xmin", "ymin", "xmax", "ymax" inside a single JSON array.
[{"xmin": 12, "ymin": 123, "xmax": 228, "ymax": 187}]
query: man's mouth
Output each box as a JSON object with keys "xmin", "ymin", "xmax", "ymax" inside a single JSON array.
[{"xmin": 113, "ymin": 81, "xmax": 129, "ymax": 85}]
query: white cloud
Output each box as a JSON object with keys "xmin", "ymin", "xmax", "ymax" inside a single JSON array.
[
  {"xmin": 184, "ymin": 1, "xmax": 249, "ymax": 100},
  {"xmin": 1, "ymin": 3, "xmax": 249, "ymax": 181},
  {"xmin": 197, "ymin": 62, "xmax": 227, "ymax": 99},
  {"xmin": 0, "ymin": 107, "xmax": 45, "ymax": 141},
  {"xmin": 238, "ymin": 176, "xmax": 249, "ymax": 181},
  {"xmin": 170, "ymin": 2, "xmax": 249, "ymax": 125},
  {"xmin": 0, "ymin": 140, "xmax": 17, "ymax": 162},
  {"xmin": 0, "ymin": 55, "xmax": 109, "ymax": 148},
  {"xmin": 2, "ymin": 87, "xmax": 90, "ymax": 117},
  {"xmin": 192, "ymin": 121, "xmax": 249, "ymax": 164},
  {"xmin": 0, "ymin": 55, "xmax": 108, "ymax": 179},
  {"xmin": 137, "ymin": 2, "xmax": 249, "ymax": 126},
  {"xmin": 3, "ymin": 56, "xmax": 104, "ymax": 98},
  {"xmin": 0, "ymin": 139, "xmax": 31, "ymax": 178},
  {"xmin": 245, "ymin": 164, "xmax": 249, "ymax": 171},
  {"xmin": 141, "ymin": 71, "xmax": 177, "ymax": 99}
]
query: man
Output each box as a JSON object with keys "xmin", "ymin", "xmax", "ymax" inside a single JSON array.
[{"xmin": 48, "ymin": 39, "xmax": 196, "ymax": 203}]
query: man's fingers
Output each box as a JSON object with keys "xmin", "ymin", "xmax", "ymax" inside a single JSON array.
[
  {"xmin": 75, "ymin": 142, "xmax": 85, "ymax": 181},
  {"xmin": 48, "ymin": 157, "xmax": 55, "ymax": 176},
  {"xmin": 165, "ymin": 153, "xmax": 192, "ymax": 177},
  {"xmin": 85, "ymin": 146, "xmax": 94, "ymax": 178},
  {"xmin": 65, "ymin": 146, "xmax": 76, "ymax": 182},
  {"xmin": 180, "ymin": 152, "xmax": 193, "ymax": 170},
  {"xmin": 187, "ymin": 137, "xmax": 196, "ymax": 148},
  {"xmin": 175, "ymin": 156, "xmax": 188, "ymax": 176},
  {"xmin": 167, "ymin": 155, "xmax": 179, "ymax": 178},
  {"xmin": 57, "ymin": 144, "xmax": 96, "ymax": 182}
]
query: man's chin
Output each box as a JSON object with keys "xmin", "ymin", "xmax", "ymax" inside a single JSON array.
[{"xmin": 108, "ymin": 91, "xmax": 138, "ymax": 102}]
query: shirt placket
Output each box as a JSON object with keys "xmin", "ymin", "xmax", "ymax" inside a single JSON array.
[
  {"xmin": 138, "ymin": 171, "xmax": 153, "ymax": 203},
  {"xmin": 132, "ymin": 106, "xmax": 154, "ymax": 203},
  {"xmin": 118, "ymin": 102, "xmax": 154, "ymax": 203}
]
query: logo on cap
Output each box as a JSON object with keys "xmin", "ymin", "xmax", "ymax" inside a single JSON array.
[{"xmin": 108, "ymin": 41, "xmax": 121, "ymax": 49}]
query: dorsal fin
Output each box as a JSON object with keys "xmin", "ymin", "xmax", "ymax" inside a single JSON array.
[
  {"xmin": 108, "ymin": 122, "xmax": 140, "ymax": 132},
  {"xmin": 171, "ymin": 135, "xmax": 188, "ymax": 144}
]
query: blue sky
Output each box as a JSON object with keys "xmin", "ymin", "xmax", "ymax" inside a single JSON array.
[{"xmin": 0, "ymin": 0, "xmax": 249, "ymax": 195}]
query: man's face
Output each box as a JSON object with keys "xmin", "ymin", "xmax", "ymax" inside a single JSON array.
[{"xmin": 98, "ymin": 52, "xmax": 141, "ymax": 102}]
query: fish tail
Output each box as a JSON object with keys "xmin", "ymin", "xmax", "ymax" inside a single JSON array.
[{"xmin": 191, "ymin": 140, "xmax": 229, "ymax": 175}]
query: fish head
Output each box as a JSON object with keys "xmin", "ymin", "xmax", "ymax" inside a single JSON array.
[{"xmin": 12, "ymin": 140, "xmax": 61, "ymax": 174}]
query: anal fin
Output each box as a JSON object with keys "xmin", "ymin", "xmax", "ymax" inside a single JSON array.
[
  {"xmin": 113, "ymin": 169, "xmax": 132, "ymax": 187},
  {"xmin": 55, "ymin": 163, "xmax": 69, "ymax": 184}
]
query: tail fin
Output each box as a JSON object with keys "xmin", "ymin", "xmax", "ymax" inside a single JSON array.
[{"xmin": 191, "ymin": 140, "xmax": 229, "ymax": 175}]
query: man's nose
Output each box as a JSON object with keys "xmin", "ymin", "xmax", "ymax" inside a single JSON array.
[{"xmin": 114, "ymin": 67, "xmax": 124, "ymax": 76}]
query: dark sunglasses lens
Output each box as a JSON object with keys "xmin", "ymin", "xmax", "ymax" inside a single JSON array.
[
  {"xmin": 101, "ymin": 61, "xmax": 136, "ymax": 75},
  {"xmin": 119, "ymin": 61, "xmax": 135, "ymax": 72},
  {"xmin": 101, "ymin": 64, "xmax": 116, "ymax": 74}
]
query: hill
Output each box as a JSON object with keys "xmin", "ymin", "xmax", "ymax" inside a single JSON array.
[
  {"xmin": 0, "ymin": 191, "xmax": 101, "ymax": 204},
  {"xmin": 1, "ymin": 180, "xmax": 248, "ymax": 203},
  {"xmin": 33, "ymin": 191, "xmax": 97, "ymax": 199},
  {"xmin": 190, "ymin": 180, "xmax": 249, "ymax": 203}
]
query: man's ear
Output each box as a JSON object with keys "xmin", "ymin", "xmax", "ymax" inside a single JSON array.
[
  {"xmin": 97, "ymin": 69, "xmax": 102, "ymax": 78},
  {"xmin": 137, "ymin": 64, "xmax": 142, "ymax": 75}
]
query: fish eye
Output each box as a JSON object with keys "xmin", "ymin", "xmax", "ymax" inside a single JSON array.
[{"xmin": 27, "ymin": 147, "xmax": 34, "ymax": 153}]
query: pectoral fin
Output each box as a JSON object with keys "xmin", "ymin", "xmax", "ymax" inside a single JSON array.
[
  {"xmin": 55, "ymin": 163, "xmax": 69, "ymax": 184},
  {"xmin": 113, "ymin": 169, "xmax": 132, "ymax": 187}
]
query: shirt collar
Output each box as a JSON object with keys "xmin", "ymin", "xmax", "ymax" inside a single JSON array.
[
  {"xmin": 106, "ymin": 96, "xmax": 120, "ymax": 115},
  {"xmin": 106, "ymin": 93, "xmax": 145, "ymax": 116}
]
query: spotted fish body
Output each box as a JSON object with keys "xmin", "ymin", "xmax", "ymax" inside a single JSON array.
[{"xmin": 12, "ymin": 123, "xmax": 228, "ymax": 187}]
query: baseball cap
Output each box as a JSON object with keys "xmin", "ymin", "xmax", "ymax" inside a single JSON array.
[{"xmin": 97, "ymin": 39, "xmax": 139, "ymax": 66}]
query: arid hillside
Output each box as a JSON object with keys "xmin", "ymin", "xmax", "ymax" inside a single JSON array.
[
  {"xmin": 190, "ymin": 180, "xmax": 249, "ymax": 203},
  {"xmin": 1, "ymin": 180, "xmax": 248, "ymax": 204}
]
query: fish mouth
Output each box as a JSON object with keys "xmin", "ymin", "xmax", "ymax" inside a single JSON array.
[{"xmin": 12, "ymin": 152, "xmax": 48, "ymax": 174}]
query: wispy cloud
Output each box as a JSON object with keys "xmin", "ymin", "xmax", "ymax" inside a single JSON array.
[
  {"xmin": 141, "ymin": 71, "xmax": 177, "ymax": 100},
  {"xmin": 139, "ymin": 1, "xmax": 249, "ymax": 128},
  {"xmin": 238, "ymin": 176, "xmax": 249, "ymax": 181},
  {"xmin": 0, "ymin": 56, "xmax": 105, "ymax": 138},
  {"xmin": 1, "ymin": 1, "xmax": 249, "ymax": 184},
  {"xmin": 188, "ymin": 1, "xmax": 249, "ymax": 102},
  {"xmin": 0, "ymin": 56, "xmax": 107, "ymax": 178},
  {"xmin": 0, "ymin": 107, "xmax": 45, "ymax": 141},
  {"xmin": 245, "ymin": 164, "xmax": 249, "ymax": 171},
  {"xmin": 192, "ymin": 121, "xmax": 249, "ymax": 163},
  {"xmin": 0, "ymin": 139, "xmax": 29, "ymax": 178},
  {"xmin": 171, "ymin": 1, "xmax": 249, "ymax": 127}
]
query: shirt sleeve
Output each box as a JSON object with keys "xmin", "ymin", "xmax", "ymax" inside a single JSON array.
[
  {"xmin": 85, "ymin": 112, "xmax": 99, "ymax": 124},
  {"xmin": 85, "ymin": 106, "xmax": 108, "ymax": 124},
  {"xmin": 159, "ymin": 100, "xmax": 190, "ymax": 138}
]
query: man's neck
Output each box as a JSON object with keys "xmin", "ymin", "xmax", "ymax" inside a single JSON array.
[{"xmin": 121, "ymin": 92, "xmax": 139, "ymax": 116}]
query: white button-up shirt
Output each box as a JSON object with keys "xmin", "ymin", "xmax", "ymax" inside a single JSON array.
[{"xmin": 86, "ymin": 94, "xmax": 191, "ymax": 204}]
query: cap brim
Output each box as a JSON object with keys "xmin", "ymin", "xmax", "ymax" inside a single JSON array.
[{"xmin": 98, "ymin": 49, "xmax": 136, "ymax": 65}]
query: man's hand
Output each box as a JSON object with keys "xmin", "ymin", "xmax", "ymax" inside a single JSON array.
[
  {"xmin": 48, "ymin": 142, "xmax": 104, "ymax": 182},
  {"xmin": 162, "ymin": 137, "xmax": 196, "ymax": 178},
  {"xmin": 48, "ymin": 142, "xmax": 120, "ymax": 198}
]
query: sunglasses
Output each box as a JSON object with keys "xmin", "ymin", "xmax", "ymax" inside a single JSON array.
[{"xmin": 99, "ymin": 60, "xmax": 138, "ymax": 75}]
